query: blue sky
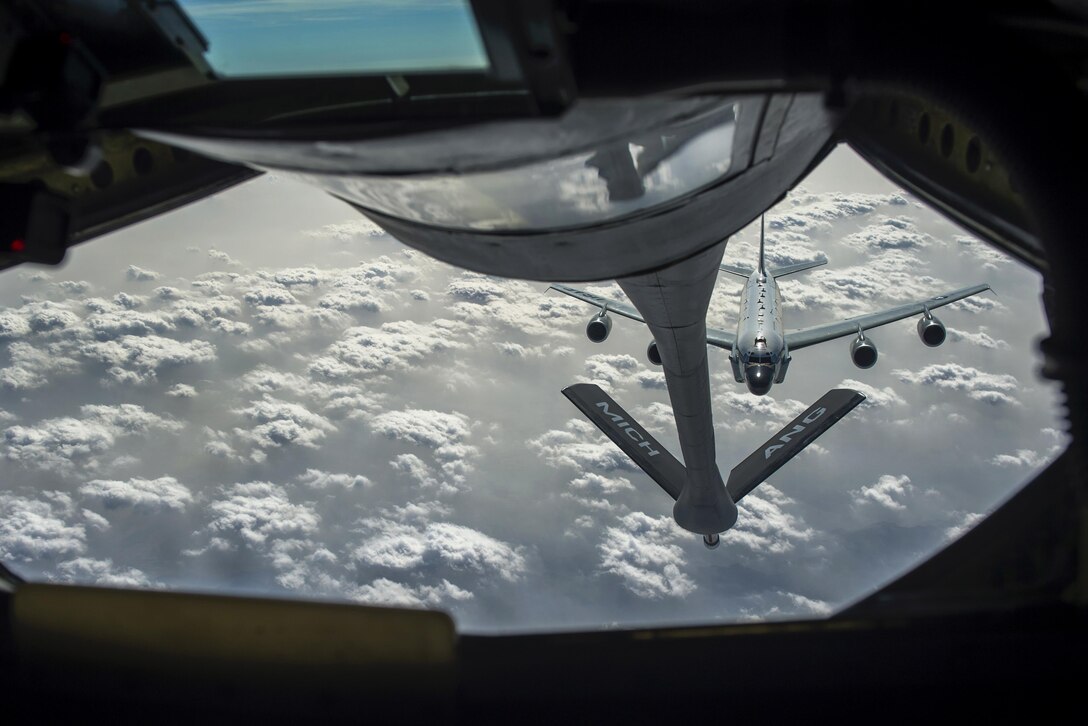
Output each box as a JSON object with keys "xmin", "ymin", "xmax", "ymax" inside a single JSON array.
[{"xmin": 178, "ymin": 0, "xmax": 488, "ymax": 75}]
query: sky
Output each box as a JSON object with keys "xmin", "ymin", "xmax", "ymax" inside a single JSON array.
[
  {"xmin": 0, "ymin": 146, "xmax": 1066, "ymax": 633},
  {"xmin": 177, "ymin": 0, "xmax": 488, "ymax": 76}
]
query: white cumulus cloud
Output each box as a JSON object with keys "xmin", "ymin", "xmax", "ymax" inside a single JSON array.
[
  {"xmin": 81, "ymin": 334, "xmax": 216, "ymax": 385},
  {"xmin": 570, "ymin": 472, "xmax": 635, "ymax": 494},
  {"xmin": 527, "ymin": 419, "xmax": 637, "ymax": 473},
  {"xmin": 233, "ymin": 396, "xmax": 336, "ymax": 453},
  {"xmin": 55, "ymin": 557, "xmax": 154, "ymax": 588},
  {"xmin": 725, "ymin": 485, "xmax": 816, "ymax": 554},
  {"xmin": 582, "ymin": 354, "xmax": 642, "ymax": 387},
  {"xmin": 947, "ymin": 327, "xmax": 1010, "ymax": 350},
  {"xmin": 79, "ymin": 476, "xmax": 194, "ymax": 512},
  {"xmin": 852, "ymin": 474, "xmax": 914, "ymax": 511},
  {"xmin": 309, "ymin": 320, "xmax": 469, "ymax": 379},
  {"xmin": 838, "ymin": 379, "xmax": 906, "ymax": 409},
  {"xmin": 599, "ymin": 512, "xmax": 695, "ymax": 599},
  {"xmin": 351, "ymin": 577, "xmax": 474, "ymax": 608},
  {"xmin": 297, "ymin": 468, "xmax": 372, "ymax": 489},
  {"xmin": 353, "ymin": 519, "xmax": 526, "ymax": 582},
  {"xmin": 166, "ymin": 383, "xmax": 198, "ymax": 398},
  {"xmin": 2, "ymin": 404, "xmax": 181, "ymax": 473},
  {"xmin": 126, "ymin": 265, "xmax": 161, "ymax": 281},
  {"xmin": 205, "ymin": 482, "xmax": 320, "ymax": 547},
  {"xmin": 370, "ymin": 409, "xmax": 472, "ymax": 449},
  {"xmin": 893, "ymin": 363, "xmax": 1020, "ymax": 406},
  {"xmin": 0, "ymin": 492, "xmax": 86, "ymax": 562}
]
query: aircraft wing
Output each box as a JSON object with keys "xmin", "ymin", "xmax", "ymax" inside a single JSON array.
[
  {"xmin": 784, "ymin": 283, "xmax": 991, "ymax": 351},
  {"xmin": 705, "ymin": 328, "xmax": 736, "ymax": 351},
  {"xmin": 549, "ymin": 284, "xmax": 647, "ymax": 324},
  {"xmin": 549, "ymin": 284, "xmax": 736, "ymax": 351}
]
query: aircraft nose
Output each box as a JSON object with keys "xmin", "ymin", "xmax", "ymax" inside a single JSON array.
[{"xmin": 745, "ymin": 366, "xmax": 773, "ymax": 396}]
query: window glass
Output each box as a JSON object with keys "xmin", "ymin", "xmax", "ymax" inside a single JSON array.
[
  {"xmin": 299, "ymin": 105, "xmax": 736, "ymax": 231},
  {"xmin": 177, "ymin": 0, "xmax": 488, "ymax": 75},
  {"xmin": 0, "ymin": 147, "xmax": 1065, "ymax": 632}
]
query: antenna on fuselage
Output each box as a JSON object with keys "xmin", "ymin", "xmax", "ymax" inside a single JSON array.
[{"xmin": 758, "ymin": 214, "xmax": 766, "ymax": 276}]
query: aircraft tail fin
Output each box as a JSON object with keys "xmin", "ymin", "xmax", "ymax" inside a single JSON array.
[
  {"xmin": 758, "ymin": 214, "xmax": 766, "ymax": 275},
  {"xmin": 726, "ymin": 388, "xmax": 865, "ymax": 502},
  {"xmin": 769, "ymin": 258, "xmax": 828, "ymax": 278},
  {"xmin": 562, "ymin": 383, "xmax": 685, "ymax": 501}
]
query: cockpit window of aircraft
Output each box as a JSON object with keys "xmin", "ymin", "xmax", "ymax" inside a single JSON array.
[
  {"xmin": 176, "ymin": 0, "xmax": 488, "ymax": 76},
  {"xmin": 0, "ymin": 147, "xmax": 1067, "ymax": 632}
]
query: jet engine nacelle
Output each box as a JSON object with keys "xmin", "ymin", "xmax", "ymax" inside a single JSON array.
[
  {"xmin": 850, "ymin": 334, "xmax": 878, "ymax": 369},
  {"xmin": 586, "ymin": 311, "xmax": 612, "ymax": 343},
  {"xmin": 917, "ymin": 313, "xmax": 946, "ymax": 347},
  {"xmin": 647, "ymin": 340, "xmax": 662, "ymax": 366}
]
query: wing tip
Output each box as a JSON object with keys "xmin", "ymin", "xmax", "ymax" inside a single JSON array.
[{"xmin": 829, "ymin": 388, "xmax": 867, "ymax": 405}]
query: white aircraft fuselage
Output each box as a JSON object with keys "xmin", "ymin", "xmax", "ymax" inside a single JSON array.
[{"xmin": 733, "ymin": 269, "xmax": 787, "ymax": 396}]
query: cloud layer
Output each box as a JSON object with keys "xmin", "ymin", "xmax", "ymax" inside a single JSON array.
[{"xmin": 0, "ymin": 153, "xmax": 1064, "ymax": 630}]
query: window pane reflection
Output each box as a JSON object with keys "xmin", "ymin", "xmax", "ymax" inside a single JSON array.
[{"xmin": 297, "ymin": 103, "xmax": 736, "ymax": 232}]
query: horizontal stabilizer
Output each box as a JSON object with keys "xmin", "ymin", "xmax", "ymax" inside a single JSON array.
[
  {"xmin": 726, "ymin": 388, "xmax": 865, "ymax": 502},
  {"xmin": 769, "ymin": 258, "xmax": 828, "ymax": 278},
  {"xmin": 562, "ymin": 383, "xmax": 686, "ymax": 500},
  {"xmin": 719, "ymin": 263, "xmax": 754, "ymax": 278}
]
